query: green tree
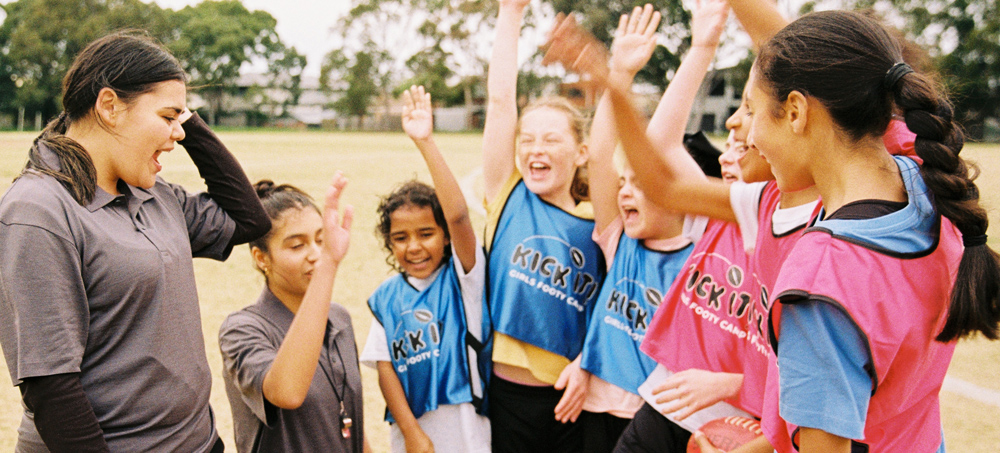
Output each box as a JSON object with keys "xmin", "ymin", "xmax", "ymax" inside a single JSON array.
[
  {"xmin": 325, "ymin": 0, "xmax": 499, "ymax": 125},
  {"xmin": 802, "ymin": 0, "xmax": 999, "ymax": 139},
  {"xmin": 166, "ymin": 0, "xmax": 286, "ymax": 125},
  {"xmin": 323, "ymin": 46, "xmax": 383, "ymax": 120},
  {"xmin": 0, "ymin": 0, "xmax": 171, "ymax": 121}
]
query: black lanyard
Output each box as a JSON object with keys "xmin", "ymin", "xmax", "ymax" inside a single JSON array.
[{"xmin": 321, "ymin": 322, "xmax": 353, "ymax": 440}]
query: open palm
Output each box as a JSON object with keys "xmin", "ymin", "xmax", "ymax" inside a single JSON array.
[
  {"xmin": 610, "ymin": 4, "xmax": 662, "ymax": 76},
  {"xmin": 402, "ymin": 85, "xmax": 433, "ymax": 142}
]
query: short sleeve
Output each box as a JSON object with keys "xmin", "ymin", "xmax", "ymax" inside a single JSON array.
[
  {"xmin": 359, "ymin": 319, "xmax": 390, "ymax": 368},
  {"xmin": 683, "ymin": 214, "xmax": 709, "ymax": 244},
  {"xmin": 455, "ymin": 245, "xmax": 487, "ymax": 342},
  {"xmin": 218, "ymin": 312, "xmax": 279, "ymax": 425},
  {"xmin": 777, "ymin": 299, "xmax": 873, "ymax": 440},
  {"xmin": 0, "ymin": 221, "xmax": 88, "ymax": 383},
  {"xmin": 168, "ymin": 182, "xmax": 236, "ymax": 260},
  {"xmin": 592, "ymin": 218, "xmax": 623, "ymax": 267},
  {"xmin": 729, "ymin": 181, "xmax": 767, "ymax": 254}
]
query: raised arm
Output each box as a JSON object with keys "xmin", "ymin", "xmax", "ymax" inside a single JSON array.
[
  {"xmin": 589, "ymin": 5, "xmax": 662, "ymax": 232},
  {"xmin": 545, "ymin": 9, "xmax": 736, "ymax": 222},
  {"xmin": 402, "ymin": 86, "xmax": 477, "ymax": 273},
  {"xmin": 261, "ymin": 173, "xmax": 354, "ymax": 409},
  {"xmin": 178, "ymin": 111, "xmax": 271, "ymax": 248},
  {"xmin": 726, "ymin": 0, "xmax": 787, "ymax": 49},
  {"xmin": 482, "ymin": 0, "xmax": 531, "ymax": 203},
  {"xmin": 645, "ymin": 0, "xmax": 729, "ymax": 178}
]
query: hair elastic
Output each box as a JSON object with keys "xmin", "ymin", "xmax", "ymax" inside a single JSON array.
[
  {"xmin": 963, "ymin": 234, "xmax": 988, "ymax": 247},
  {"xmin": 883, "ymin": 62, "xmax": 914, "ymax": 91}
]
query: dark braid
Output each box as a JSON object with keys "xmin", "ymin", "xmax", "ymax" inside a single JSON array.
[{"xmin": 892, "ymin": 71, "xmax": 1000, "ymax": 341}]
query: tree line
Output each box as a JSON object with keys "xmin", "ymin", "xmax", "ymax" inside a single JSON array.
[
  {"xmin": 1, "ymin": 0, "xmax": 997, "ymax": 138},
  {"xmin": 0, "ymin": 0, "xmax": 304, "ymax": 126}
]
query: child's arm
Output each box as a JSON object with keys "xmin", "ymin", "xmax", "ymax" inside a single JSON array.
[
  {"xmin": 726, "ymin": 0, "xmax": 787, "ymax": 49},
  {"xmin": 402, "ymin": 86, "xmax": 477, "ymax": 273},
  {"xmin": 261, "ymin": 173, "xmax": 354, "ymax": 409},
  {"xmin": 589, "ymin": 5, "xmax": 662, "ymax": 233},
  {"xmin": 645, "ymin": 0, "xmax": 728, "ymax": 177},
  {"xmin": 545, "ymin": 2, "xmax": 736, "ymax": 222},
  {"xmin": 482, "ymin": 0, "xmax": 530, "ymax": 204},
  {"xmin": 652, "ymin": 369, "xmax": 743, "ymax": 420},
  {"xmin": 553, "ymin": 355, "xmax": 590, "ymax": 423},
  {"xmin": 376, "ymin": 361, "xmax": 435, "ymax": 453}
]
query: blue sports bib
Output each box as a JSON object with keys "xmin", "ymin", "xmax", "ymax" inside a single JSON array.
[{"xmin": 488, "ymin": 181, "xmax": 605, "ymax": 359}]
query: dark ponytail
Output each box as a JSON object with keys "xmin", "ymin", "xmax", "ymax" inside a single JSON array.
[
  {"xmin": 757, "ymin": 10, "xmax": 1000, "ymax": 341},
  {"xmin": 26, "ymin": 113, "xmax": 98, "ymax": 204},
  {"xmin": 21, "ymin": 30, "xmax": 186, "ymax": 205},
  {"xmin": 891, "ymin": 71, "xmax": 1000, "ymax": 341}
]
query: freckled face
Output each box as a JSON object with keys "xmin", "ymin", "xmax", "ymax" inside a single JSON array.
[
  {"xmin": 388, "ymin": 205, "xmax": 449, "ymax": 279},
  {"xmin": 110, "ymin": 80, "xmax": 187, "ymax": 189},
  {"xmin": 516, "ymin": 107, "xmax": 587, "ymax": 204}
]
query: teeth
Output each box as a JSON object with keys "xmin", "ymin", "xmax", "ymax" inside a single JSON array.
[{"xmin": 530, "ymin": 163, "xmax": 547, "ymax": 169}]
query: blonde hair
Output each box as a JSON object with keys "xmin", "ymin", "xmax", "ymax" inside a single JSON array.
[{"xmin": 517, "ymin": 96, "xmax": 591, "ymax": 203}]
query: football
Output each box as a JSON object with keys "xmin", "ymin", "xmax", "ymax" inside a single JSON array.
[{"xmin": 686, "ymin": 416, "xmax": 763, "ymax": 453}]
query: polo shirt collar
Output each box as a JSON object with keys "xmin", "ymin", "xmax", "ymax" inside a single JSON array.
[
  {"xmin": 254, "ymin": 286, "xmax": 346, "ymax": 338},
  {"xmin": 33, "ymin": 143, "xmax": 157, "ymax": 213},
  {"xmin": 85, "ymin": 180, "xmax": 154, "ymax": 212}
]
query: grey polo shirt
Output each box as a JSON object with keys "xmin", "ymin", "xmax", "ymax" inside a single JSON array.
[
  {"xmin": 0, "ymin": 161, "xmax": 235, "ymax": 452},
  {"xmin": 220, "ymin": 287, "xmax": 364, "ymax": 453}
]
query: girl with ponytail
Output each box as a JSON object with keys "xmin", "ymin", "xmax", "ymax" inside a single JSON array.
[
  {"xmin": 695, "ymin": 10, "xmax": 999, "ymax": 453},
  {"xmin": 0, "ymin": 30, "xmax": 269, "ymax": 452},
  {"xmin": 220, "ymin": 176, "xmax": 367, "ymax": 453}
]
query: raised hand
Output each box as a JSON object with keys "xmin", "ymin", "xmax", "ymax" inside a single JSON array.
[
  {"xmin": 609, "ymin": 4, "xmax": 662, "ymax": 77},
  {"xmin": 543, "ymin": 13, "xmax": 612, "ymax": 87},
  {"xmin": 691, "ymin": 0, "xmax": 730, "ymax": 48},
  {"xmin": 402, "ymin": 85, "xmax": 434, "ymax": 143},
  {"xmin": 321, "ymin": 171, "xmax": 354, "ymax": 264}
]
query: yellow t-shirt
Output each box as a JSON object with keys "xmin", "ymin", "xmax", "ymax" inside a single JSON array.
[{"xmin": 485, "ymin": 173, "xmax": 594, "ymax": 384}]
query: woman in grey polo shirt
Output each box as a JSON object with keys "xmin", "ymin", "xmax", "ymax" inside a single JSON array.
[
  {"xmin": 219, "ymin": 175, "xmax": 366, "ymax": 453},
  {"xmin": 0, "ymin": 31, "xmax": 270, "ymax": 452}
]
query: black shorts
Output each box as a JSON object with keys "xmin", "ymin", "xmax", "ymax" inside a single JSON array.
[
  {"xmin": 579, "ymin": 410, "xmax": 633, "ymax": 453},
  {"xmin": 613, "ymin": 403, "xmax": 691, "ymax": 453},
  {"xmin": 489, "ymin": 374, "xmax": 584, "ymax": 453}
]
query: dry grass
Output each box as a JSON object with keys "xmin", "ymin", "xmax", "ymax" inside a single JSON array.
[{"xmin": 0, "ymin": 131, "xmax": 997, "ymax": 451}]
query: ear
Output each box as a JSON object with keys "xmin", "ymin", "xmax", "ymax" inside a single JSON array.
[
  {"xmin": 250, "ymin": 246, "xmax": 270, "ymax": 274},
  {"xmin": 784, "ymin": 90, "xmax": 809, "ymax": 135},
  {"xmin": 574, "ymin": 142, "xmax": 589, "ymax": 167},
  {"xmin": 95, "ymin": 87, "xmax": 123, "ymax": 127}
]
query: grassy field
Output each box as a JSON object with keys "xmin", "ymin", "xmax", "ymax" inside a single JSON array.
[{"xmin": 0, "ymin": 130, "xmax": 998, "ymax": 451}]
